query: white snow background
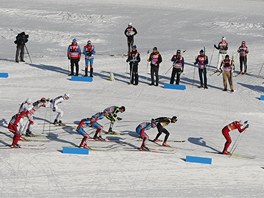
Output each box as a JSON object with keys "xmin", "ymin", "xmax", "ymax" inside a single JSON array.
[{"xmin": 0, "ymin": 0, "xmax": 264, "ymax": 197}]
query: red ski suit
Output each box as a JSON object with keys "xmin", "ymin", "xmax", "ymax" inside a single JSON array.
[{"xmin": 222, "ymin": 121, "xmax": 246, "ymax": 152}]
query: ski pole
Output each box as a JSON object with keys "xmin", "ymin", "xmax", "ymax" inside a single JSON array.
[
  {"xmin": 209, "ymin": 47, "xmax": 215, "ymax": 68},
  {"xmin": 164, "ymin": 65, "xmax": 173, "ymax": 75},
  {"xmin": 192, "ymin": 65, "xmax": 196, "ymax": 87},
  {"xmin": 229, "ymin": 132, "xmax": 244, "ymax": 157},
  {"xmin": 258, "ymin": 63, "xmax": 264, "ymax": 78},
  {"xmin": 24, "ymin": 44, "xmax": 32, "ymax": 64}
]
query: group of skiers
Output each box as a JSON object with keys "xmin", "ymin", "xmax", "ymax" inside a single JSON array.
[{"xmin": 6, "ymin": 95, "xmax": 250, "ymax": 154}]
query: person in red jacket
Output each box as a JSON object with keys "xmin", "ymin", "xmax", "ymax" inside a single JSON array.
[
  {"xmin": 8, "ymin": 110, "xmax": 33, "ymax": 148},
  {"xmin": 237, "ymin": 41, "xmax": 249, "ymax": 74},
  {"xmin": 67, "ymin": 38, "xmax": 81, "ymax": 76},
  {"xmin": 222, "ymin": 120, "xmax": 249, "ymax": 155}
]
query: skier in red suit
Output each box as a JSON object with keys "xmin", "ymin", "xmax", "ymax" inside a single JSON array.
[{"xmin": 222, "ymin": 120, "xmax": 249, "ymax": 155}]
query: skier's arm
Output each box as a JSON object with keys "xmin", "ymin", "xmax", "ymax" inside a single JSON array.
[
  {"xmin": 158, "ymin": 54, "xmax": 162, "ymax": 64},
  {"xmin": 214, "ymin": 44, "xmax": 219, "ymax": 50},
  {"xmin": 205, "ymin": 56, "xmax": 208, "ymax": 65},
  {"xmin": 137, "ymin": 54, "xmax": 141, "ymax": 63}
]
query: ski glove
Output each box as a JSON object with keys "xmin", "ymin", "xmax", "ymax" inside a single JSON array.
[
  {"xmin": 53, "ymin": 107, "xmax": 56, "ymax": 112},
  {"xmin": 117, "ymin": 117, "xmax": 122, "ymax": 121},
  {"xmin": 245, "ymin": 124, "xmax": 249, "ymax": 129}
]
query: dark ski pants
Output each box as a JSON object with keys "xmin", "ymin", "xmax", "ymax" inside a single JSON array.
[
  {"xmin": 170, "ymin": 68, "xmax": 182, "ymax": 84},
  {"xmin": 154, "ymin": 123, "xmax": 170, "ymax": 143},
  {"xmin": 198, "ymin": 68, "xmax": 207, "ymax": 87},
  {"xmin": 239, "ymin": 56, "xmax": 247, "ymax": 73},
  {"xmin": 150, "ymin": 65, "xmax": 159, "ymax": 85},
  {"xmin": 127, "ymin": 37, "xmax": 134, "ymax": 54},
  {"xmin": 15, "ymin": 45, "xmax": 25, "ymax": 62},
  {"xmin": 70, "ymin": 59, "xmax": 79, "ymax": 76},
  {"xmin": 130, "ymin": 63, "xmax": 138, "ymax": 85}
]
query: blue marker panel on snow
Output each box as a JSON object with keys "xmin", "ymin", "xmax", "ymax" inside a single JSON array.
[
  {"xmin": 62, "ymin": 147, "xmax": 89, "ymax": 155},
  {"xmin": 259, "ymin": 95, "xmax": 264, "ymax": 100},
  {"xmin": 0, "ymin": 73, "xmax": 8, "ymax": 78},
  {"xmin": 186, "ymin": 155, "xmax": 212, "ymax": 164},
  {"xmin": 163, "ymin": 83, "xmax": 186, "ymax": 90},
  {"xmin": 70, "ymin": 76, "xmax": 93, "ymax": 82}
]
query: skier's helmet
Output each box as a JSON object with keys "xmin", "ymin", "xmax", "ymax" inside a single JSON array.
[
  {"xmin": 242, "ymin": 41, "xmax": 246, "ymax": 45},
  {"xmin": 171, "ymin": 116, "xmax": 177, "ymax": 122},
  {"xmin": 26, "ymin": 98, "xmax": 32, "ymax": 104},
  {"xmin": 177, "ymin": 50, "xmax": 181, "ymax": 54},
  {"xmin": 222, "ymin": 36, "xmax": 226, "ymax": 40},
  {"xmin": 225, "ymin": 54, "xmax": 229, "ymax": 59},
  {"xmin": 40, "ymin": 97, "xmax": 46, "ymax": 102},
  {"xmin": 87, "ymin": 40, "xmax": 91, "ymax": 44},
  {"xmin": 151, "ymin": 119, "xmax": 157, "ymax": 127},
  {"xmin": 200, "ymin": 49, "xmax": 204, "ymax": 53},
  {"xmin": 72, "ymin": 38, "xmax": 77, "ymax": 43},
  {"xmin": 128, "ymin": 22, "xmax": 132, "ymax": 26},
  {"xmin": 119, "ymin": 106, "xmax": 126, "ymax": 112},
  {"xmin": 132, "ymin": 45, "xmax": 137, "ymax": 49},
  {"xmin": 64, "ymin": 93, "xmax": 70, "ymax": 99},
  {"xmin": 153, "ymin": 47, "xmax": 157, "ymax": 51}
]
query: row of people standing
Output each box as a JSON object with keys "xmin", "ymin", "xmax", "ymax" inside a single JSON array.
[{"xmin": 67, "ymin": 39, "xmax": 96, "ymax": 77}]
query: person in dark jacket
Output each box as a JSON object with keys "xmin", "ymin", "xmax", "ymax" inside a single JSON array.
[
  {"xmin": 148, "ymin": 47, "xmax": 162, "ymax": 86},
  {"xmin": 194, "ymin": 49, "xmax": 208, "ymax": 88},
  {"xmin": 170, "ymin": 50, "xmax": 184, "ymax": 85},
  {"xmin": 124, "ymin": 22, "xmax": 137, "ymax": 54},
  {"xmin": 14, "ymin": 32, "xmax": 28, "ymax": 63},
  {"xmin": 126, "ymin": 45, "xmax": 141, "ymax": 85}
]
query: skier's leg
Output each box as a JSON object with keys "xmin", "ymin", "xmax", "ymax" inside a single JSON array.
[
  {"xmin": 244, "ymin": 56, "xmax": 247, "ymax": 73},
  {"xmin": 70, "ymin": 60, "xmax": 74, "ymax": 75},
  {"xmin": 198, "ymin": 69, "xmax": 203, "ymax": 87},
  {"xmin": 204, "ymin": 68, "xmax": 207, "ymax": 88},
  {"xmin": 170, "ymin": 68, "xmax": 176, "ymax": 84},
  {"xmin": 150, "ymin": 65, "xmax": 154, "ymax": 85},
  {"xmin": 222, "ymin": 128, "xmax": 231, "ymax": 153}
]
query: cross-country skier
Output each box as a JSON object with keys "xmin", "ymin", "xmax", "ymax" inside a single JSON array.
[
  {"xmin": 91, "ymin": 111, "xmax": 109, "ymax": 141},
  {"xmin": 237, "ymin": 41, "xmax": 249, "ymax": 74},
  {"xmin": 103, "ymin": 106, "xmax": 126, "ymax": 133},
  {"xmin": 151, "ymin": 116, "xmax": 177, "ymax": 147},
  {"xmin": 194, "ymin": 49, "xmax": 208, "ymax": 88},
  {"xmin": 222, "ymin": 120, "xmax": 249, "ymax": 155},
  {"xmin": 49, "ymin": 94, "xmax": 70, "ymax": 125},
  {"xmin": 126, "ymin": 45, "xmax": 141, "ymax": 85},
  {"xmin": 67, "ymin": 38, "xmax": 81, "ymax": 76},
  {"xmin": 18, "ymin": 98, "xmax": 34, "ymax": 136},
  {"xmin": 170, "ymin": 50, "xmax": 184, "ymax": 85},
  {"xmin": 124, "ymin": 22, "xmax": 137, "ymax": 54},
  {"xmin": 148, "ymin": 47, "xmax": 162, "ymax": 86},
  {"xmin": 8, "ymin": 110, "xmax": 33, "ymax": 148},
  {"xmin": 214, "ymin": 37, "xmax": 228, "ymax": 72},
  {"xmin": 220, "ymin": 55, "xmax": 234, "ymax": 92},
  {"xmin": 77, "ymin": 117, "xmax": 92, "ymax": 148},
  {"xmin": 136, "ymin": 119, "xmax": 157, "ymax": 151},
  {"xmin": 83, "ymin": 40, "xmax": 96, "ymax": 77}
]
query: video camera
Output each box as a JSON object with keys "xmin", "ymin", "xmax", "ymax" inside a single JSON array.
[{"xmin": 14, "ymin": 32, "xmax": 29, "ymax": 45}]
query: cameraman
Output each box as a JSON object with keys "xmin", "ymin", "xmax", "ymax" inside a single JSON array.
[{"xmin": 14, "ymin": 32, "xmax": 28, "ymax": 63}]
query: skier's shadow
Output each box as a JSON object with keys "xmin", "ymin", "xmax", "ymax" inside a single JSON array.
[
  {"xmin": 28, "ymin": 63, "xmax": 69, "ymax": 75},
  {"xmin": 0, "ymin": 119, "xmax": 8, "ymax": 128},
  {"xmin": 106, "ymin": 134, "xmax": 138, "ymax": 149},
  {"xmin": 188, "ymin": 137, "xmax": 220, "ymax": 152},
  {"xmin": 47, "ymin": 132, "xmax": 78, "ymax": 147},
  {"xmin": 238, "ymin": 82, "xmax": 264, "ymax": 93},
  {"xmin": 0, "ymin": 139, "xmax": 9, "ymax": 146}
]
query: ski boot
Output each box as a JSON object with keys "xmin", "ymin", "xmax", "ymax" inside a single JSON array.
[
  {"xmin": 138, "ymin": 145, "xmax": 149, "ymax": 151},
  {"xmin": 162, "ymin": 142, "xmax": 170, "ymax": 147},
  {"xmin": 222, "ymin": 150, "xmax": 231, "ymax": 155},
  {"xmin": 25, "ymin": 129, "xmax": 34, "ymax": 137},
  {"xmin": 53, "ymin": 119, "xmax": 58, "ymax": 125},
  {"xmin": 10, "ymin": 144, "xmax": 21, "ymax": 148}
]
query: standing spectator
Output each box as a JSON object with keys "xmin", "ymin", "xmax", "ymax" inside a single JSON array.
[
  {"xmin": 124, "ymin": 22, "xmax": 137, "ymax": 54},
  {"xmin": 220, "ymin": 55, "xmax": 234, "ymax": 92},
  {"xmin": 14, "ymin": 32, "xmax": 28, "ymax": 63},
  {"xmin": 67, "ymin": 38, "xmax": 81, "ymax": 76},
  {"xmin": 126, "ymin": 45, "xmax": 141, "ymax": 85},
  {"xmin": 148, "ymin": 47, "xmax": 162, "ymax": 86},
  {"xmin": 194, "ymin": 49, "xmax": 208, "ymax": 88},
  {"xmin": 170, "ymin": 50, "xmax": 184, "ymax": 85},
  {"xmin": 214, "ymin": 37, "xmax": 228, "ymax": 72},
  {"xmin": 83, "ymin": 40, "xmax": 96, "ymax": 77},
  {"xmin": 237, "ymin": 41, "xmax": 249, "ymax": 74}
]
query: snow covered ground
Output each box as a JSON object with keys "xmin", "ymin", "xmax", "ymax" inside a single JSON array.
[{"xmin": 0, "ymin": 0, "xmax": 264, "ymax": 197}]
